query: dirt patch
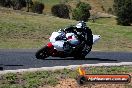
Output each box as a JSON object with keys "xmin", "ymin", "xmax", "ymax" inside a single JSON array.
[
  {"xmin": 40, "ymin": 73, "xmax": 132, "ymax": 88},
  {"xmin": 55, "ymin": 78, "xmax": 80, "ymax": 88},
  {"xmin": 39, "ymin": 78, "xmax": 128, "ymax": 88},
  {"xmin": 56, "ymin": 79, "xmax": 131, "ymax": 88}
]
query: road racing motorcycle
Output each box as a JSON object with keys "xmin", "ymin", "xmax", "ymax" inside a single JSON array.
[{"xmin": 35, "ymin": 29, "xmax": 100, "ymax": 59}]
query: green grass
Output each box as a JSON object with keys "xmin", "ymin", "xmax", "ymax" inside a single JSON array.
[
  {"xmin": 89, "ymin": 18, "xmax": 132, "ymax": 51},
  {"xmin": 0, "ymin": 9, "xmax": 132, "ymax": 51},
  {"xmin": 0, "ymin": 66, "xmax": 132, "ymax": 88},
  {"xmin": 0, "ymin": 9, "xmax": 76, "ymax": 48},
  {"xmin": 0, "ymin": 68, "xmax": 78, "ymax": 88}
]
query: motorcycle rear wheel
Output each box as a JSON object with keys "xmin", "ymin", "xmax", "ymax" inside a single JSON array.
[{"xmin": 35, "ymin": 46, "xmax": 49, "ymax": 59}]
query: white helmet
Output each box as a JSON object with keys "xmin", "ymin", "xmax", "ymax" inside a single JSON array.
[{"xmin": 76, "ymin": 21, "xmax": 86, "ymax": 28}]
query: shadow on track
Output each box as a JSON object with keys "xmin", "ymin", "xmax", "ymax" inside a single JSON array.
[
  {"xmin": 0, "ymin": 64, "xmax": 24, "ymax": 71},
  {"xmin": 44, "ymin": 58, "xmax": 117, "ymax": 61},
  {"xmin": 0, "ymin": 64, "xmax": 23, "ymax": 66}
]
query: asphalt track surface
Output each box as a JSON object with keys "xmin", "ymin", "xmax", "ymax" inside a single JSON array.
[{"xmin": 0, "ymin": 49, "xmax": 132, "ymax": 70}]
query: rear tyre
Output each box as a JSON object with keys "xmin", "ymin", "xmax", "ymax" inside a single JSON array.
[{"xmin": 35, "ymin": 46, "xmax": 49, "ymax": 59}]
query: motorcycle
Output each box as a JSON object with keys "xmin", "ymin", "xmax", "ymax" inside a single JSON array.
[{"xmin": 35, "ymin": 29, "xmax": 100, "ymax": 59}]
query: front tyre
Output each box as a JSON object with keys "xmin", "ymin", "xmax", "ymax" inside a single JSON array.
[{"xmin": 35, "ymin": 46, "xmax": 49, "ymax": 59}]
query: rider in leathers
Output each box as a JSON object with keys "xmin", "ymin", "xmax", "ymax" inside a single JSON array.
[{"xmin": 63, "ymin": 21, "xmax": 93, "ymax": 51}]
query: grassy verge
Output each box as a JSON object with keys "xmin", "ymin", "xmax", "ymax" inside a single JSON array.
[
  {"xmin": 0, "ymin": 9, "xmax": 132, "ymax": 51},
  {"xmin": 0, "ymin": 66, "xmax": 132, "ymax": 88}
]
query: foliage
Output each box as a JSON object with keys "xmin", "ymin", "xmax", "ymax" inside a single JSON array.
[
  {"xmin": 0, "ymin": 0, "xmax": 27, "ymax": 10},
  {"xmin": 31, "ymin": 1, "xmax": 44, "ymax": 14},
  {"xmin": 0, "ymin": 0, "xmax": 4, "ymax": 6},
  {"xmin": 0, "ymin": 0, "xmax": 33, "ymax": 11},
  {"xmin": 113, "ymin": 0, "xmax": 132, "ymax": 26},
  {"xmin": 72, "ymin": 2, "xmax": 91, "ymax": 22},
  {"xmin": 51, "ymin": 4, "xmax": 70, "ymax": 19},
  {"xmin": 0, "ymin": 0, "xmax": 13, "ymax": 7},
  {"xmin": 12, "ymin": 0, "xmax": 27, "ymax": 10}
]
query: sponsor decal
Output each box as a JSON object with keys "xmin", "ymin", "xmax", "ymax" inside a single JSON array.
[{"xmin": 77, "ymin": 66, "xmax": 131, "ymax": 85}]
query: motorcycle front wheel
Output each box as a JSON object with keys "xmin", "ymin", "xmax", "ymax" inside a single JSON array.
[{"xmin": 35, "ymin": 46, "xmax": 49, "ymax": 59}]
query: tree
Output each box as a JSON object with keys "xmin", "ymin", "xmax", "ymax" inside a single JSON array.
[
  {"xmin": 113, "ymin": 0, "xmax": 132, "ymax": 26},
  {"xmin": 12, "ymin": 0, "xmax": 26, "ymax": 10},
  {"xmin": 0, "ymin": 0, "xmax": 13, "ymax": 8},
  {"xmin": 31, "ymin": 1, "xmax": 44, "ymax": 14},
  {"xmin": 51, "ymin": 4, "xmax": 70, "ymax": 19},
  {"xmin": 72, "ymin": 2, "xmax": 91, "ymax": 22}
]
